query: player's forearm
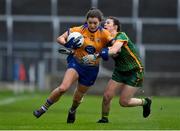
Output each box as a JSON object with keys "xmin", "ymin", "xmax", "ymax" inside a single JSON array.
[
  {"xmin": 107, "ymin": 41, "xmax": 123, "ymax": 55},
  {"xmin": 108, "ymin": 47, "xmax": 120, "ymax": 56},
  {"xmin": 98, "ymin": 41, "xmax": 123, "ymax": 60}
]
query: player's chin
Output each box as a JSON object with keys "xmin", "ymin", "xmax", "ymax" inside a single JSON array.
[
  {"xmin": 104, "ymin": 27, "xmax": 107, "ymax": 29},
  {"xmin": 89, "ymin": 28, "xmax": 97, "ymax": 32}
]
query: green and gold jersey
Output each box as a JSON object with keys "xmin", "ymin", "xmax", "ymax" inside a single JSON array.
[{"xmin": 112, "ymin": 32, "xmax": 143, "ymax": 71}]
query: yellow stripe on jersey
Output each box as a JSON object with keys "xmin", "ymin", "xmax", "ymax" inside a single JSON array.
[
  {"xmin": 124, "ymin": 45, "xmax": 143, "ymax": 69},
  {"xmin": 116, "ymin": 39, "xmax": 128, "ymax": 43}
]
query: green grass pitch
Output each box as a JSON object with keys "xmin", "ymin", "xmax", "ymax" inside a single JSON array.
[{"xmin": 0, "ymin": 91, "xmax": 180, "ymax": 130}]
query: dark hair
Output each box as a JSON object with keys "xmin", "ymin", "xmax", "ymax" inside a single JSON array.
[
  {"xmin": 108, "ymin": 16, "xmax": 121, "ymax": 32},
  {"xmin": 86, "ymin": 7, "xmax": 104, "ymax": 22}
]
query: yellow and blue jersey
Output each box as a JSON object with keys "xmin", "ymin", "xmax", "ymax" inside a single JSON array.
[
  {"xmin": 69, "ymin": 24, "xmax": 113, "ymax": 65},
  {"xmin": 66, "ymin": 24, "xmax": 112, "ymax": 86}
]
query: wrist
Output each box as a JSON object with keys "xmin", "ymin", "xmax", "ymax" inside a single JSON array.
[{"xmin": 99, "ymin": 48, "xmax": 109, "ymax": 61}]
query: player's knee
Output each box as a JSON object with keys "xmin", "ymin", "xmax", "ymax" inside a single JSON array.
[
  {"xmin": 119, "ymin": 99, "xmax": 129, "ymax": 107},
  {"xmin": 56, "ymin": 87, "xmax": 66, "ymax": 94},
  {"xmin": 57, "ymin": 83, "xmax": 69, "ymax": 93}
]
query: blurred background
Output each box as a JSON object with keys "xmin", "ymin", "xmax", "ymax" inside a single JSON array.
[{"xmin": 0, "ymin": 0, "xmax": 180, "ymax": 96}]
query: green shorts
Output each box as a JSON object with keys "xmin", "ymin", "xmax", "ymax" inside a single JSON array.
[{"xmin": 112, "ymin": 68, "xmax": 144, "ymax": 88}]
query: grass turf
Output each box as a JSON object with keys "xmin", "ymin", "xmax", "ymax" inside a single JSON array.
[{"xmin": 0, "ymin": 91, "xmax": 180, "ymax": 130}]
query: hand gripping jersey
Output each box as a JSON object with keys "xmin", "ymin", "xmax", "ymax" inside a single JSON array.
[
  {"xmin": 69, "ymin": 24, "xmax": 113, "ymax": 65},
  {"xmin": 113, "ymin": 32, "xmax": 144, "ymax": 71}
]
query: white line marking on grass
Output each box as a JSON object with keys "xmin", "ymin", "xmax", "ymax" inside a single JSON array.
[{"xmin": 0, "ymin": 96, "xmax": 28, "ymax": 106}]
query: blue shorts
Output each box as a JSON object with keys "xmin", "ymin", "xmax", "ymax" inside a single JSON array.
[{"xmin": 67, "ymin": 55, "xmax": 99, "ymax": 86}]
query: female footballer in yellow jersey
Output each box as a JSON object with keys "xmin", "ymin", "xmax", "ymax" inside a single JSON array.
[
  {"xmin": 33, "ymin": 8, "xmax": 113, "ymax": 123},
  {"xmin": 69, "ymin": 23, "xmax": 112, "ymax": 65}
]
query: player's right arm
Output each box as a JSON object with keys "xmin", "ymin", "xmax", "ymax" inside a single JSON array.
[
  {"xmin": 57, "ymin": 31, "xmax": 68, "ymax": 45},
  {"xmin": 107, "ymin": 40, "xmax": 123, "ymax": 55},
  {"xmin": 57, "ymin": 27, "xmax": 82, "ymax": 49}
]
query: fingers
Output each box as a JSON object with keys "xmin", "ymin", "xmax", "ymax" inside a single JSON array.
[
  {"xmin": 69, "ymin": 37, "xmax": 75, "ymax": 42},
  {"xmin": 82, "ymin": 54, "xmax": 97, "ymax": 64},
  {"xmin": 74, "ymin": 40, "xmax": 81, "ymax": 48},
  {"xmin": 82, "ymin": 57, "xmax": 89, "ymax": 64},
  {"xmin": 95, "ymin": 53, "xmax": 100, "ymax": 58},
  {"xmin": 73, "ymin": 38, "xmax": 80, "ymax": 44}
]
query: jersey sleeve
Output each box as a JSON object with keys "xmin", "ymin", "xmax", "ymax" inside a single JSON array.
[
  {"xmin": 69, "ymin": 26, "xmax": 83, "ymax": 33},
  {"xmin": 115, "ymin": 32, "xmax": 128, "ymax": 44}
]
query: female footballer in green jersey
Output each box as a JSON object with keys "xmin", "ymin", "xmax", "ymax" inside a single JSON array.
[{"xmin": 83, "ymin": 16, "xmax": 152, "ymax": 123}]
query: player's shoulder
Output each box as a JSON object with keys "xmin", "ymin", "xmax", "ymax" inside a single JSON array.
[
  {"xmin": 116, "ymin": 32, "xmax": 129, "ymax": 40},
  {"xmin": 99, "ymin": 26, "xmax": 109, "ymax": 32},
  {"xmin": 118, "ymin": 32, "xmax": 127, "ymax": 36},
  {"xmin": 99, "ymin": 27, "xmax": 111, "ymax": 36},
  {"xmin": 70, "ymin": 24, "xmax": 87, "ymax": 32}
]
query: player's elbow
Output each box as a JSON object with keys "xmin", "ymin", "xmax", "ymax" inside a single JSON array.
[
  {"xmin": 57, "ymin": 35, "xmax": 66, "ymax": 44},
  {"xmin": 56, "ymin": 36, "xmax": 61, "ymax": 43}
]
